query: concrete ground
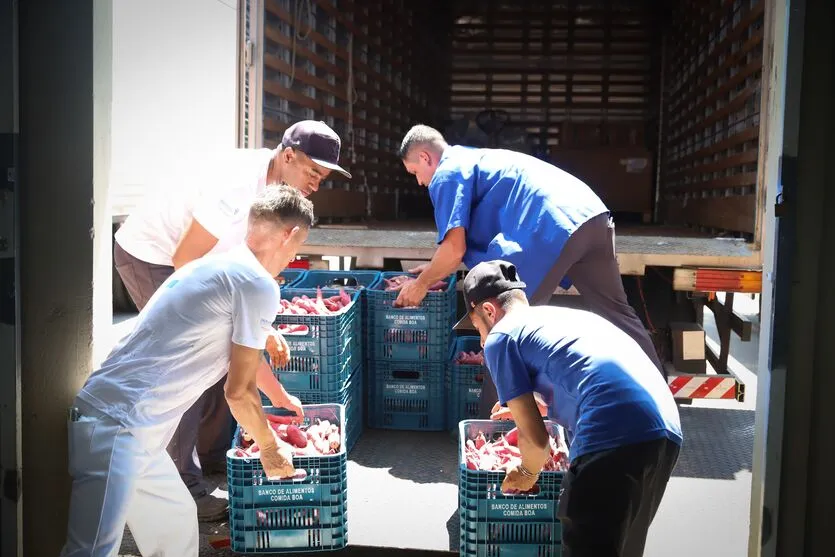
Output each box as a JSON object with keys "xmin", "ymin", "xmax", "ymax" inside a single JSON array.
[{"xmin": 112, "ymin": 293, "xmax": 760, "ymax": 556}]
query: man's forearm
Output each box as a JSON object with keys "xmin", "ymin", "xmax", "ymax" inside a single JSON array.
[
  {"xmin": 506, "ymin": 395, "xmax": 551, "ymax": 473},
  {"xmin": 225, "ymin": 383, "xmax": 276, "ymax": 450},
  {"xmin": 256, "ymin": 357, "xmax": 291, "ymax": 406},
  {"xmin": 519, "ymin": 429, "xmax": 550, "ymax": 473},
  {"xmin": 416, "ymin": 240, "xmax": 463, "ymax": 288}
]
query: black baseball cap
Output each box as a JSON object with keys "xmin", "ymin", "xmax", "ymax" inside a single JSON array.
[
  {"xmin": 455, "ymin": 260, "xmax": 527, "ymax": 330},
  {"xmin": 281, "ymin": 120, "xmax": 352, "ymax": 179}
]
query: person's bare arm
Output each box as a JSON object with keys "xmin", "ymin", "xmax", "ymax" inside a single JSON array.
[
  {"xmin": 506, "ymin": 393, "xmax": 550, "ymax": 472},
  {"xmin": 256, "ymin": 356, "xmax": 303, "ymax": 417},
  {"xmin": 225, "ymin": 343, "xmax": 275, "ymax": 447},
  {"xmin": 226, "ymin": 342, "xmax": 294, "ymax": 477},
  {"xmin": 172, "ymin": 218, "xmax": 219, "ymax": 269},
  {"xmin": 393, "ymin": 227, "xmax": 466, "ymax": 307},
  {"xmin": 491, "ymin": 392, "xmax": 549, "ymax": 421},
  {"xmin": 417, "ymin": 227, "xmax": 466, "ymax": 286},
  {"xmin": 500, "ymin": 392, "xmax": 551, "ymax": 493}
]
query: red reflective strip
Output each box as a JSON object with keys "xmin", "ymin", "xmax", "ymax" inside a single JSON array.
[
  {"xmin": 720, "ymin": 383, "xmax": 738, "ymax": 399},
  {"xmin": 691, "ymin": 376, "xmax": 726, "ymax": 398},
  {"xmin": 668, "ymin": 376, "xmax": 692, "ymax": 394}
]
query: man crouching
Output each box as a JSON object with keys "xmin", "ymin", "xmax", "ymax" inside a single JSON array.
[
  {"xmin": 61, "ymin": 185, "xmax": 313, "ymax": 557},
  {"xmin": 461, "ymin": 260, "xmax": 683, "ymax": 557}
]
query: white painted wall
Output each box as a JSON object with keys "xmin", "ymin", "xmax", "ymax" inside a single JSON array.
[{"xmin": 109, "ymin": 0, "xmax": 239, "ymax": 219}]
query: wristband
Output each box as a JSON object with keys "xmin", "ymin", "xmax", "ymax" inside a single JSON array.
[{"xmin": 518, "ymin": 463, "xmax": 540, "ymax": 479}]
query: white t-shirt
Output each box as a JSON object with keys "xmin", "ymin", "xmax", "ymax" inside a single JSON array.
[
  {"xmin": 77, "ymin": 243, "xmax": 280, "ymax": 451},
  {"xmin": 114, "ymin": 148, "xmax": 277, "ymax": 266}
]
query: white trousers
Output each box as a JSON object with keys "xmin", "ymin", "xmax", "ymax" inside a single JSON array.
[{"xmin": 60, "ymin": 412, "xmax": 199, "ymax": 557}]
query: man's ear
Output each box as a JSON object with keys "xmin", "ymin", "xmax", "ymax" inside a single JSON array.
[
  {"xmin": 285, "ymin": 225, "xmax": 302, "ymax": 244},
  {"xmin": 282, "ymin": 147, "xmax": 295, "ymax": 164},
  {"xmin": 419, "ymin": 151, "xmax": 431, "ymax": 165},
  {"xmin": 482, "ymin": 301, "xmax": 498, "ymax": 320}
]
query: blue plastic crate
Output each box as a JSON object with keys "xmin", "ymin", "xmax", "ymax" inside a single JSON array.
[
  {"xmin": 227, "ymin": 404, "xmax": 348, "ymax": 554},
  {"xmin": 368, "ymin": 359, "xmax": 447, "ymax": 431},
  {"xmin": 370, "ymin": 326, "xmax": 456, "ymax": 362},
  {"xmin": 292, "ymin": 270, "xmax": 382, "ymax": 290},
  {"xmin": 277, "ymin": 269, "xmax": 307, "ymax": 289},
  {"xmin": 342, "ymin": 367, "xmax": 363, "ymax": 453},
  {"xmin": 274, "ymin": 366, "xmax": 363, "ymax": 453},
  {"xmin": 267, "ymin": 325, "xmax": 359, "ymax": 395},
  {"xmin": 366, "ymin": 272, "xmax": 457, "ymax": 362},
  {"xmin": 366, "ymin": 271, "xmax": 457, "ymax": 330},
  {"xmin": 448, "ymin": 336, "xmax": 487, "ymax": 428},
  {"xmin": 458, "ymin": 419, "xmax": 564, "ymax": 556},
  {"xmin": 292, "ymin": 269, "xmax": 382, "ymax": 366},
  {"xmin": 291, "ymin": 270, "xmax": 381, "ymax": 352},
  {"xmin": 274, "ymin": 288, "xmax": 361, "ymax": 360}
]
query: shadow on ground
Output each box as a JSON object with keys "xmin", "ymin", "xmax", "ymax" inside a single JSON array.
[
  {"xmin": 348, "ymin": 428, "xmax": 458, "ymax": 485},
  {"xmin": 446, "ymin": 510, "xmax": 460, "ymax": 553},
  {"xmin": 673, "ymin": 406, "xmax": 754, "ymax": 480}
]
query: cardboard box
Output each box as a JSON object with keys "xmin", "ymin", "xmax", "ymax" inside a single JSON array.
[
  {"xmin": 670, "ymin": 322, "xmax": 707, "ymax": 374},
  {"xmin": 670, "ymin": 322, "xmax": 706, "ymax": 361}
]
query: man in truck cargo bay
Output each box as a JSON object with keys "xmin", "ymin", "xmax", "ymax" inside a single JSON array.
[
  {"xmin": 61, "ymin": 186, "xmax": 314, "ymax": 557},
  {"xmin": 394, "ymin": 124, "xmax": 663, "ymax": 417},
  {"xmin": 113, "ymin": 120, "xmax": 352, "ymax": 520},
  {"xmin": 462, "ymin": 260, "xmax": 682, "ymax": 557}
]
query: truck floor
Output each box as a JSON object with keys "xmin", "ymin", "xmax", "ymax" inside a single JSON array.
[{"xmin": 304, "ymin": 220, "xmax": 757, "ymax": 262}]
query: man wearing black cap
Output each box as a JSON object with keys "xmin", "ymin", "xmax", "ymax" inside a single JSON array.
[
  {"xmin": 462, "ymin": 259, "xmax": 682, "ymax": 557},
  {"xmin": 112, "ymin": 119, "xmax": 351, "ymax": 520}
]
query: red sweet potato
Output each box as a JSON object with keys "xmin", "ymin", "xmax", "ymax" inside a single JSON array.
[
  {"xmin": 286, "ymin": 425, "xmax": 308, "ymax": 449},
  {"xmin": 427, "ymin": 280, "xmax": 447, "ymax": 291},
  {"xmin": 504, "ymin": 428, "xmax": 519, "ymax": 446},
  {"xmin": 456, "ymin": 350, "xmax": 485, "ymax": 365},
  {"xmin": 266, "ymin": 414, "xmax": 302, "ymax": 426}
]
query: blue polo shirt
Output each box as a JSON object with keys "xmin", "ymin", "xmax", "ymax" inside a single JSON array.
[
  {"xmin": 428, "ymin": 145, "xmax": 609, "ymax": 296},
  {"xmin": 483, "ymin": 305, "xmax": 683, "ymax": 462}
]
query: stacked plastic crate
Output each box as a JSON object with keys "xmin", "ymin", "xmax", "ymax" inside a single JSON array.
[
  {"xmin": 275, "ymin": 269, "xmax": 306, "ymax": 289},
  {"xmin": 458, "ymin": 419, "xmax": 565, "ymax": 556},
  {"xmin": 226, "ymin": 404, "xmax": 348, "ymax": 554},
  {"xmin": 266, "ymin": 270, "xmax": 381, "ymax": 453},
  {"xmin": 366, "ymin": 271, "xmax": 458, "ymax": 430},
  {"xmin": 448, "ymin": 336, "xmax": 487, "ymax": 429}
]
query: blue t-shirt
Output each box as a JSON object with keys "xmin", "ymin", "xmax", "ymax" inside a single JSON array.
[
  {"xmin": 483, "ymin": 305, "xmax": 683, "ymax": 462},
  {"xmin": 429, "ymin": 145, "xmax": 609, "ymax": 296}
]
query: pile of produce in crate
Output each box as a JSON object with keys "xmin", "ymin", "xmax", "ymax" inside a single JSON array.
[
  {"xmin": 381, "ymin": 274, "xmax": 449, "ymax": 292},
  {"xmin": 232, "ymin": 413, "xmax": 342, "ymax": 459},
  {"xmin": 464, "ymin": 426, "xmax": 569, "ymax": 474},
  {"xmin": 275, "ymin": 287, "xmax": 353, "ymax": 335},
  {"xmin": 456, "ymin": 349, "xmax": 485, "ymax": 365}
]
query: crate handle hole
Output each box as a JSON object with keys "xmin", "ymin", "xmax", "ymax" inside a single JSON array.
[
  {"xmin": 392, "ymin": 370, "xmax": 421, "ymax": 380},
  {"xmin": 329, "ymin": 277, "xmax": 358, "ymax": 287}
]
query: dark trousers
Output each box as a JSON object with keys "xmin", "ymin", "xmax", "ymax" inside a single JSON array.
[
  {"xmin": 113, "ymin": 241, "xmax": 233, "ymax": 496},
  {"xmin": 558, "ymin": 438, "xmax": 680, "ymax": 557},
  {"xmin": 478, "ymin": 213, "xmax": 664, "ymax": 418}
]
